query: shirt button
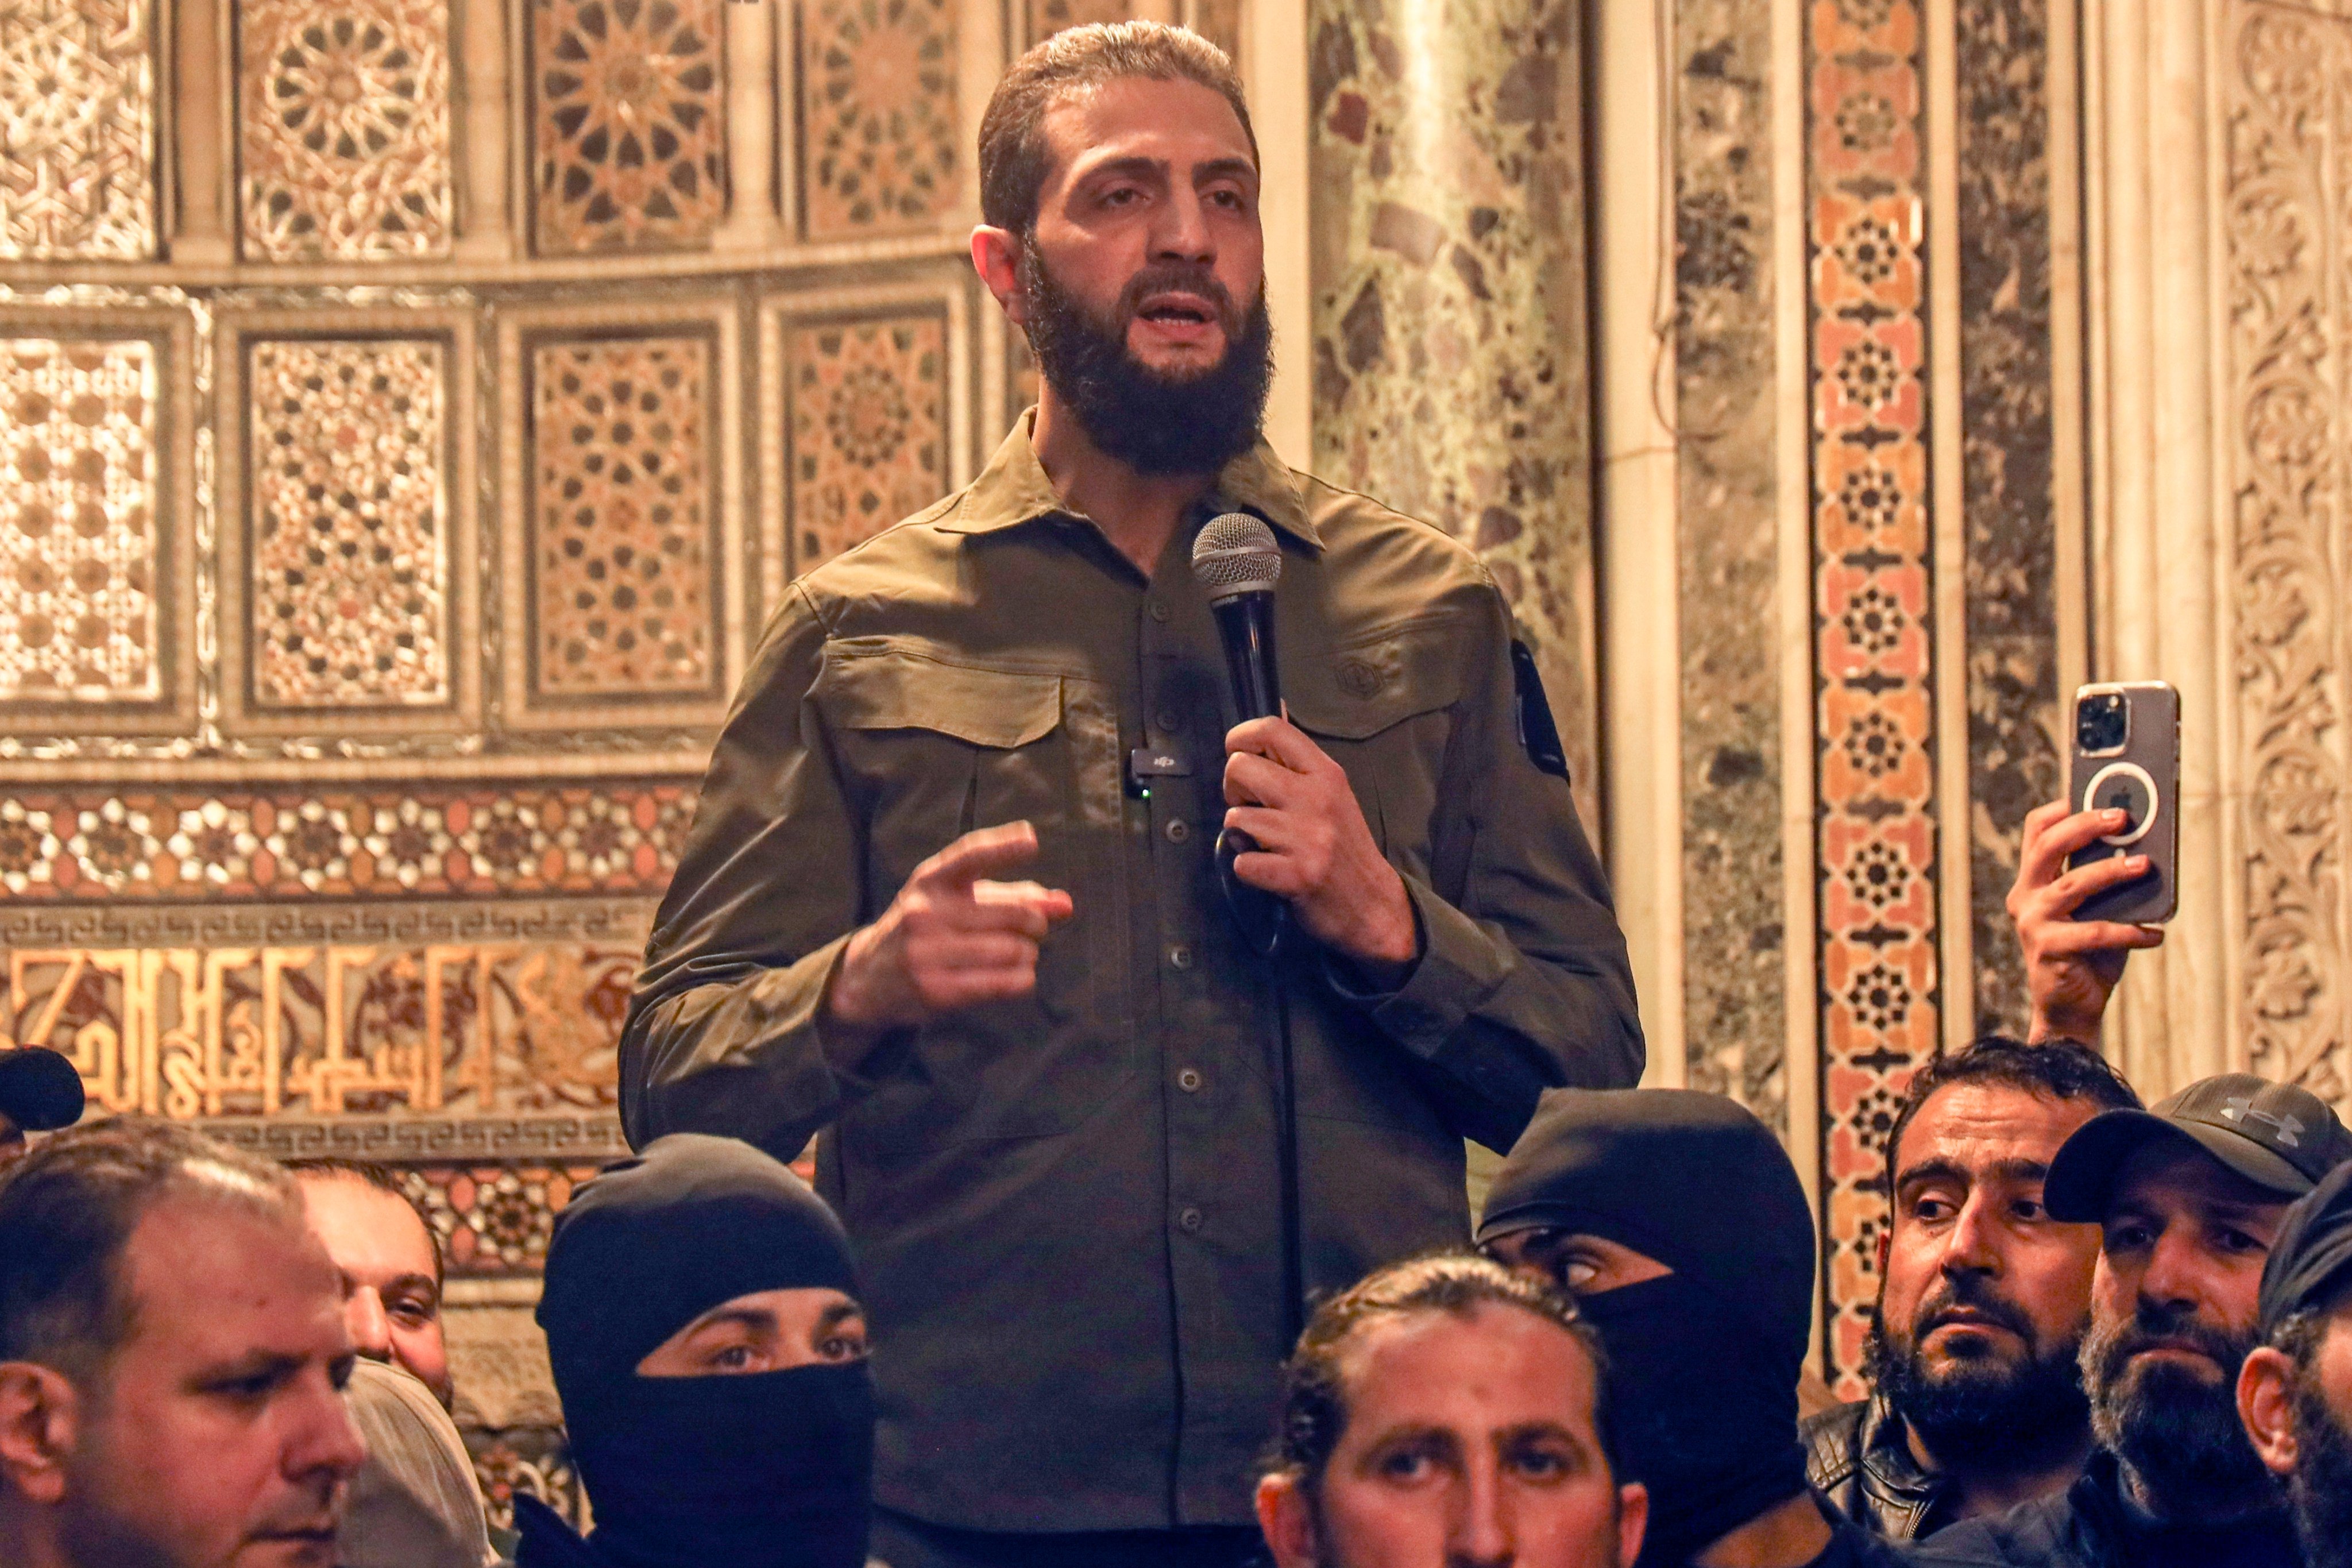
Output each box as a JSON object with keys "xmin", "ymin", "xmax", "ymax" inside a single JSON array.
[
  {"xmin": 1149, "ymin": 600, "xmax": 1172, "ymax": 623},
  {"xmin": 1177, "ymin": 1067, "xmax": 1203, "ymax": 1093},
  {"xmin": 1168, "ymin": 944, "xmax": 1194, "ymax": 971},
  {"xmin": 1156, "ymin": 710, "xmax": 1182, "ymax": 735},
  {"xmin": 1178, "ymin": 1206, "xmax": 1204, "ymax": 1234},
  {"xmin": 1165, "ymin": 819, "xmax": 1191, "ymax": 843}
]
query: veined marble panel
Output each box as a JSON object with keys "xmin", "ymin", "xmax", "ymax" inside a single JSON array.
[
  {"xmin": 1959, "ymin": 0, "xmax": 2060, "ymax": 1040},
  {"xmin": 1674, "ymin": 0, "xmax": 1785, "ymax": 1126},
  {"xmin": 1306, "ymin": 0, "xmax": 1598, "ymax": 832}
]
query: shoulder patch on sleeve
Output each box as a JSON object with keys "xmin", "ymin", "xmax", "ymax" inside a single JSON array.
[{"xmin": 1511, "ymin": 639, "xmax": 1570, "ymax": 779}]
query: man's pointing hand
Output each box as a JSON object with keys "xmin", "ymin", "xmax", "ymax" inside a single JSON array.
[{"xmin": 824, "ymin": 821, "xmax": 1075, "ymax": 1031}]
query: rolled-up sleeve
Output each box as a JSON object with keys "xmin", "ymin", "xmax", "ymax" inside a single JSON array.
[{"xmin": 618, "ymin": 584, "xmax": 889, "ymax": 1159}]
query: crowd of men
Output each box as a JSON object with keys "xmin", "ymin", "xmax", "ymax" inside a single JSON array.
[{"xmin": 1, "ymin": 795, "xmax": 2351, "ymax": 1568}]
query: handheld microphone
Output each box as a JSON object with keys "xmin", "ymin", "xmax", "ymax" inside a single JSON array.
[{"xmin": 1191, "ymin": 512, "xmax": 1288, "ymax": 957}]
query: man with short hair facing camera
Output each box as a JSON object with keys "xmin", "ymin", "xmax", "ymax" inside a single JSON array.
[
  {"xmin": 1254, "ymin": 1253, "xmax": 1647, "ymax": 1568},
  {"xmin": 1807, "ymin": 1037, "xmax": 2139, "ymax": 1539}
]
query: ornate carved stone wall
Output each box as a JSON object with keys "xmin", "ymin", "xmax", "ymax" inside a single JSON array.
[
  {"xmin": 0, "ymin": 0, "xmax": 1018, "ymax": 1524},
  {"xmin": 2223, "ymin": 0, "xmax": 2352, "ymax": 1102}
]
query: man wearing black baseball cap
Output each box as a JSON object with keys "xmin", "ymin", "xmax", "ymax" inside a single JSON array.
[
  {"xmin": 1919, "ymin": 1073, "xmax": 2352, "ymax": 1568},
  {"xmin": 2238, "ymin": 1158, "xmax": 2352, "ymax": 1568},
  {"xmin": 0, "ymin": 1048, "xmax": 83, "ymax": 1168}
]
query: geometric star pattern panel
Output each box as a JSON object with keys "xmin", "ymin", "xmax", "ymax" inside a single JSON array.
[
  {"xmin": 0, "ymin": 337, "xmax": 161, "ymax": 704},
  {"xmin": 0, "ymin": 782, "xmax": 695, "ymax": 900},
  {"xmin": 0, "ymin": 0, "xmax": 157, "ymax": 260},
  {"xmin": 1808, "ymin": 0, "xmax": 1941, "ymax": 1397},
  {"xmin": 799, "ymin": 0, "xmax": 959, "ymax": 240},
  {"xmin": 246, "ymin": 338, "xmax": 452, "ymax": 708},
  {"xmin": 528, "ymin": 0, "xmax": 726, "ymax": 255},
  {"xmin": 786, "ymin": 310, "xmax": 949, "ymax": 574},
  {"xmin": 236, "ymin": 0, "xmax": 454, "ymax": 260},
  {"xmin": 528, "ymin": 333, "xmax": 720, "ymax": 700}
]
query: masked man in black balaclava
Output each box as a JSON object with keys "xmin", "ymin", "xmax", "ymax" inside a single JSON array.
[
  {"xmin": 517, "ymin": 1134, "xmax": 875, "ymax": 1568},
  {"xmin": 1480, "ymin": 1088, "xmax": 1903, "ymax": 1568}
]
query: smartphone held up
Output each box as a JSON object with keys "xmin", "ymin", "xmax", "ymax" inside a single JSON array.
[{"xmin": 2065, "ymin": 681, "xmax": 2180, "ymax": 925}]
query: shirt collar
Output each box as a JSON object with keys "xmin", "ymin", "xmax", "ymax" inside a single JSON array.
[{"xmin": 936, "ymin": 407, "xmax": 1320, "ymax": 551}]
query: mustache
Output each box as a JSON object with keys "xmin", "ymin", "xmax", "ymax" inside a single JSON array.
[
  {"xmin": 1911, "ymin": 1273, "xmax": 2041, "ymax": 1346},
  {"xmin": 2086, "ymin": 1304, "xmax": 2249, "ymax": 1386},
  {"xmin": 1115, "ymin": 264, "xmax": 1244, "ymax": 333}
]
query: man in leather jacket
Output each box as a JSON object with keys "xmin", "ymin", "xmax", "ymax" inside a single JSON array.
[{"xmin": 1805, "ymin": 1038, "xmax": 2137, "ymax": 1540}]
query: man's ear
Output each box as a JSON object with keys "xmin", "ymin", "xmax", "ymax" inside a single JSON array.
[
  {"xmin": 970, "ymin": 226, "xmax": 1029, "ymax": 329},
  {"xmin": 1254, "ymin": 1472, "xmax": 1319, "ymax": 1568},
  {"xmin": 0, "ymin": 1361, "xmax": 82, "ymax": 1505},
  {"xmin": 1617, "ymin": 1480, "xmax": 1650, "ymax": 1568},
  {"xmin": 2239, "ymin": 1346, "xmax": 2301, "ymax": 1477}
]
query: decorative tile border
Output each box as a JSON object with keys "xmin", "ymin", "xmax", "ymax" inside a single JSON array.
[
  {"xmin": 758, "ymin": 275, "xmax": 973, "ymax": 610},
  {"xmin": 1808, "ymin": 0, "xmax": 1941, "ymax": 1395},
  {"xmin": 0, "ymin": 781, "xmax": 694, "ymax": 901},
  {"xmin": 496, "ymin": 296, "xmax": 746, "ymax": 733},
  {"xmin": 0, "ymin": 304, "xmax": 198, "ymax": 737},
  {"xmin": 214, "ymin": 307, "xmax": 482, "ymax": 736}
]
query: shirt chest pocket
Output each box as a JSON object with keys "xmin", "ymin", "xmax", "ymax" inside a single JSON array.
[
  {"xmin": 813, "ymin": 643, "xmax": 1131, "ymax": 1149},
  {"xmin": 815, "ymin": 644, "xmax": 1091, "ymax": 899},
  {"xmin": 1285, "ymin": 622, "xmax": 1466, "ymax": 884}
]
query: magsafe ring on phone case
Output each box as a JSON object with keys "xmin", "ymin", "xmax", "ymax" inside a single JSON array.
[{"xmin": 2083, "ymin": 760, "xmax": 2159, "ymax": 847}]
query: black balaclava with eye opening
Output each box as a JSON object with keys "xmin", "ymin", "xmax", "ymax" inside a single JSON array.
[
  {"xmin": 1480, "ymin": 1089, "xmax": 1816, "ymax": 1568},
  {"xmin": 522, "ymin": 1133, "xmax": 872, "ymax": 1568}
]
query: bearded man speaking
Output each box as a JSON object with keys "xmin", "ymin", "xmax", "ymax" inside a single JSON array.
[{"xmin": 619, "ymin": 22, "xmax": 1642, "ymax": 1568}]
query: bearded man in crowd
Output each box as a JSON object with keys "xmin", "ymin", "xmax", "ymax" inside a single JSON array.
[
  {"xmin": 1809, "ymin": 1037, "xmax": 2138, "ymax": 1539},
  {"xmin": 2239, "ymin": 1158, "xmax": 2352, "ymax": 1568}
]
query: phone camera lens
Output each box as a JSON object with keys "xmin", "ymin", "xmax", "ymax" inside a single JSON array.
[{"xmin": 2077, "ymin": 693, "xmax": 2130, "ymax": 754}]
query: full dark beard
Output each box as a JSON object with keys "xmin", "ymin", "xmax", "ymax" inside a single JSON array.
[
  {"xmin": 2082, "ymin": 1306, "xmax": 2271, "ymax": 1507},
  {"xmin": 1018, "ymin": 240, "xmax": 1273, "ymax": 477},
  {"xmin": 2288, "ymin": 1375, "xmax": 2352, "ymax": 1568},
  {"xmin": 1866, "ymin": 1287, "xmax": 2090, "ymax": 1463}
]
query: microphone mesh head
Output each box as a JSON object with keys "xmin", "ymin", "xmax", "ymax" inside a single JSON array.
[{"xmin": 1190, "ymin": 512, "xmax": 1282, "ymax": 601}]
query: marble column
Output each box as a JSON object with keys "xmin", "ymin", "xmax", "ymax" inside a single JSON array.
[
  {"xmin": 1671, "ymin": 0, "xmax": 1786, "ymax": 1121},
  {"xmin": 2083, "ymin": 0, "xmax": 2233, "ymax": 1100},
  {"xmin": 1305, "ymin": 0, "xmax": 1597, "ymax": 833},
  {"xmin": 1957, "ymin": 0, "xmax": 2064, "ymax": 1040}
]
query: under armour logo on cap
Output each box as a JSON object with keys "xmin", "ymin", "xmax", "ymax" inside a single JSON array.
[{"xmin": 2223, "ymin": 1096, "xmax": 2305, "ymax": 1148}]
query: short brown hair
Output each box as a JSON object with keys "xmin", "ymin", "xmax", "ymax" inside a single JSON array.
[
  {"xmin": 287, "ymin": 1156, "xmax": 445, "ymax": 1284},
  {"xmin": 978, "ymin": 21, "xmax": 1257, "ymax": 236},
  {"xmin": 0, "ymin": 1117, "xmax": 301, "ymax": 1384},
  {"xmin": 1264, "ymin": 1252, "xmax": 1621, "ymax": 1494}
]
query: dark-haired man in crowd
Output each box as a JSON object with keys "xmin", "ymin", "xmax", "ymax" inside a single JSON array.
[
  {"xmin": 1806, "ymin": 1038, "xmax": 2139, "ymax": 1539},
  {"xmin": 1254, "ymin": 1253, "xmax": 1647, "ymax": 1568},
  {"xmin": 1480, "ymin": 1088, "xmax": 1902, "ymax": 1568},
  {"xmin": 2239, "ymin": 1158, "xmax": 2352, "ymax": 1568},
  {"xmin": 0, "ymin": 1046, "xmax": 84, "ymax": 1168},
  {"xmin": 621, "ymin": 18, "xmax": 1640, "ymax": 1566},
  {"xmin": 287, "ymin": 1158, "xmax": 453, "ymax": 1409},
  {"xmin": 1918, "ymin": 1074, "xmax": 2352, "ymax": 1568},
  {"xmin": 0, "ymin": 1117, "xmax": 364, "ymax": 1568}
]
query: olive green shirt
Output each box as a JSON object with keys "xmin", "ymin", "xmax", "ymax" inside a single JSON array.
[{"xmin": 619, "ymin": 414, "xmax": 1643, "ymax": 1532}]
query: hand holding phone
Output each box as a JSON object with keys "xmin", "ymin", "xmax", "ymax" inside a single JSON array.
[
  {"xmin": 2065, "ymin": 681, "xmax": 2179, "ymax": 925},
  {"xmin": 2007, "ymin": 800, "xmax": 2166, "ymax": 1042}
]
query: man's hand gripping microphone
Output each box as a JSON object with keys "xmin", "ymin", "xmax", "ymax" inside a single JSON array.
[{"xmin": 1191, "ymin": 512, "xmax": 1288, "ymax": 958}]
